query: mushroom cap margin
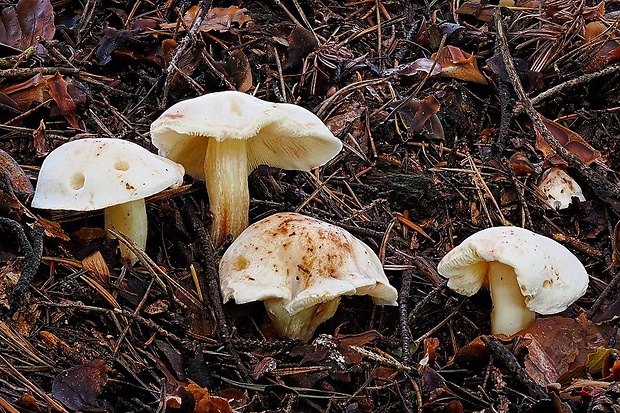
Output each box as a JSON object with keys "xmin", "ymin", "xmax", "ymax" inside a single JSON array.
[
  {"xmin": 219, "ymin": 212, "xmax": 398, "ymax": 315},
  {"xmin": 437, "ymin": 226, "xmax": 589, "ymax": 314}
]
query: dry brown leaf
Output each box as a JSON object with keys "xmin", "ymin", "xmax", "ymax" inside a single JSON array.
[
  {"xmin": 535, "ymin": 117, "xmax": 602, "ymax": 167},
  {"xmin": 0, "ymin": 0, "xmax": 55, "ymax": 53},
  {"xmin": 432, "ymin": 45, "xmax": 488, "ymax": 84},
  {"xmin": 0, "ymin": 148, "xmax": 33, "ymax": 193},
  {"xmin": 395, "ymin": 95, "xmax": 444, "ymax": 139},
  {"xmin": 335, "ymin": 330, "xmax": 382, "ymax": 364},
  {"xmin": 162, "ymin": 5, "xmax": 252, "ymax": 33},
  {"xmin": 186, "ymin": 383, "xmax": 233, "ymax": 413},
  {"xmin": 222, "ymin": 49, "xmax": 253, "ymax": 92},
  {"xmin": 2, "ymin": 73, "xmax": 49, "ymax": 111},
  {"xmin": 46, "ymin": 72, "xmax": 80, "ymax": 129},
  {"xmin": 514, "ymin": 314, "xmax": 614, "ymax": 385},
  {"xmin": 81, "ymin": 251, "xmax": 110, "ymax": 285}
]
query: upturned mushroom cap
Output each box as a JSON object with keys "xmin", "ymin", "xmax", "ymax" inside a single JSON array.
[
  {"xmin": 150, "ymin": 91, "xmax": 343, "ymax": 246},
  {"xmin": 219, "ymin": 212, "xmax": 397, "ymax": 340},
  {"xmin": 32, "ymin": 138, "xmax": 185, "ymax": 211},
  {"xmin": 150, "ymin": 91, "xmax": 343, "ymax": 179},
  {"xmin": 437, "ymin": 226, "xmax": 588, "ymax": 315},
  {"xmin": 537, "ymin": 167, "xmax": 586, "ymax": 210}
]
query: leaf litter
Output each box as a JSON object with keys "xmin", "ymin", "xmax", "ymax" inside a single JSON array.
[{"xmin": 0, "ymin": 0, "xmax": 618, "ymax": 412}]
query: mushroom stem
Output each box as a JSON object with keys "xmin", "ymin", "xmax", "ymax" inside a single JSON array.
[
  {"xmin": 264, "ymin": 297, "xmax": 341, "ymax": 342},
  {"xmin": 204, "ymin": 139, "xmax": 249, "ymax": 247},
  {"xmin": 487, "ymin": 261, "xmax": 536, "ymax": 336},
  {"xmin": 105, "ymin": 199, "xmax": 147, "ymax": 265}
]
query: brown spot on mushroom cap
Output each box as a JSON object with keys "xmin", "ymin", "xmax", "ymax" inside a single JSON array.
[{"xmin": 219, "ymin": 212, "xmax": 398, "ymax": 312}]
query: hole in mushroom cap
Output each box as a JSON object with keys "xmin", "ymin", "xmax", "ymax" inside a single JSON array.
[
  {"xmin": 115, "ymin": 160, "xmax": 130, "ymax": 171},
  {"xmin": 70, "ymin": 172, "xmax": 85, "ymax": 190},
  {"xmin": 232, "ymin": 256, "xmax": 249, "ymax": 271}
]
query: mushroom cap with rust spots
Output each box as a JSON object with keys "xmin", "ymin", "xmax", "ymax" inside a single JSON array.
[
  {"xmin": 437, "ymin": 226, "xmax": 589, "ymax": 314},
  {"xmin": 219, "ymin": 212, "xmax": 398, "ymax": 315},
  {"xmin": 32, "ymin": 138, "xmax": 185, "ymax": 211},
  {"xmin": 149, "ymin": 91, "xmax": 343, "ymax": 179}
]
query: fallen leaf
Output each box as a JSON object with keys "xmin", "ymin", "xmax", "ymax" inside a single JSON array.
[
  {"xmin": 81, "ymin": 251, "xmax": 109, "ymax": 285},
  {"xmin": 221, "ymin": 49, "xmax": 253, "ymax": 92},
  {"xmin": 335, "ymin": 330, "xmax": 382, "ymax": 364},
  {"xmin": 432, "ymin": 45, "xmax": 488, "ymax": 84},
  {"xmin": 0, "ymin": 0, "xmax": 55, "ymax": 53},
  {"xmin": 514, "ymin": 314, "xmax": 614, "ymax": 385},
  {"xmin": 283, "ymin": 25, "xmax": 319, "ymax": 71},
  {"xmin": 0, "ymin": 148, "xmax": 33, "ymax": 194},
  {"xmin": 187, "ymin": 383, "xmax": 233, "ymax": 413},
  {"xmin": 394, "ymin": 95, "xmax": 444, "ymax": 139},
  {"xmin": 96, "ymin": 22, "xmax": 162, "ymax": 66},
  {"xmin": 161, "ymin": 5, "xmax": 252, "ymax": 33},
  {"xmin": 52, "ymin": 360, "xmax": 112, "ymax": 412},
  {"xmin": 46, "ymin": 72, "xmax": 80, "ymax": 129},
  {"xmin": 535, "ymin": 117, "xmax": 602, "ymax": 167}
]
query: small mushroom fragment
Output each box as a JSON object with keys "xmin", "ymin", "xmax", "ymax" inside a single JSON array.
[
  {"xmin": 219, "ymin": 212, "xmax": 398, "ymax": 342},
  {"xmin": 437, "ymin": 226, "xmax": 589, "ymax": 336},
  {"xmin": 537, "ymin": 167, "xmax": 585, "ymax": 210},
  {"xmin": 31, "ymin": 138, "xmax": 185, "ymax": 264},
  {"xmin": 150, "ymin": 91, "xmax": 343, "ymax": 246}
]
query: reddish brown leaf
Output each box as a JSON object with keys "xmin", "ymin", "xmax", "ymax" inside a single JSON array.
[
  {"xmin": 46, "ymin": 72, "xmax": 79, "ymax": 129},
  {"xmin": 0, "ymin": 0, "xmax": 55, "ymax": 53},
  {"xmin": 2, "ymin": 73, "xmax": 49, "ymax": 111},
  {"xmin": 515, "ymin": 314, "xmax": 614, "ymax": 385},
  {"xmin": 335, "ymin": 330, "xmax": 382, "ymax": 364},
  {"xmin": 424, "ymin": 337, "xmax": 441, "ymax": 365},
  {"xmin": 395, "ymin": 95, "xmax": 444, "ymax": 139},
  {"xmin": 52, "ymin": 360, "xmax": 112, "ymax": 412},
  {"xmin": 32, "ymin": 119, "xmax": 49, "ymax": 157},
  {"xmin": 186, "ymin": 383, "xmax": 233, "ymax": 413},
  {"xmin": 432, "ymin": 45, "xmax": 488, "ymax": 84},
  {"xmin": 162, "ymin": 5, "xmax": 252, "ymax": 33},
  {"xmin": 0, "ymin": 148, "xmax": 32, "ymax": 193},
  {"xmin": 535, "ymin": 117, "xmax": 602, "ymax": 167},
  {"xmin": 221, "ymin": 49, "xmax": 253, "ymax": 92}
]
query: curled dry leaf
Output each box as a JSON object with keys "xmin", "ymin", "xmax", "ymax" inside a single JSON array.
[
  {"xmin": 431, "ymin": 45, "xmax": 488, "ymax": 84},
  {"xmin": 0, "ymin": 0, "xmax": 55, "ymax": 53},
  {"xmin": 535, "ymin": 117, "xmax": 602, "ymax": 167},
  {"xmin": 186, "ymin": 383, "xmax": 233, "ymax": 413},
  {"xmin": 161, "ymin": 5, "xmax": 252, "ymax": 33},
  {"xmin": 514, "ymin": 314, "xmax": 614, "ymax": 386},
  {"xmin": 394, "ymin": 95, "xmax": 444, "ymax": 139},
  {"xmin": 52, "ymin": 360, "xmax": 112, "ymax": 412}
]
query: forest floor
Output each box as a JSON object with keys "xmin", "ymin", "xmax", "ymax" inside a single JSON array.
[{"xmin": 0, "ymin": 0, "xmax": 619, "ymax": 412}]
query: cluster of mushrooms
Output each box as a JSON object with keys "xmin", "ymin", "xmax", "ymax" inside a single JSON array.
[{"xmin": 30, "ymin": 91, "xmax": 589, "ymax": 342}]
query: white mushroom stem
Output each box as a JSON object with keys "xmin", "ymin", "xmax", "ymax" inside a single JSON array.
[
  {"xmin": 204, "ymin": 139, "xmax": 249, "ymax": 247},
  {"xmin": 104, "ymin": 199, "xmax": 148, "ymax": 265},
  {"xmin": 487, "ymin": 261, "xmax": 536, "ymax": 336},
  {"xmin": 263, "ymin": 297, "xmax": 341, "ymax": 342}
]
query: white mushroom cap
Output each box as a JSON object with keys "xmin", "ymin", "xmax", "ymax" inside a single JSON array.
[
  {"xmin": 150, "ymin": 91, "xmax": 343, "ymax": 246},
  {"xmin": 32, "ymin": 138, "xmax": 185, "ymax": 264},
  {"xmin": 537, "ymin": 167, "xmax": 586, "ymax": 210},
  {"xmin": 220, "ymin": 212, "xmax": 398, "ymax": 341},
  {"xmin": 32, "ymin": 138, "xmax": 185, "ymax": 211},
  {"xmin": 150, "ymin": 91, "xmax": 343, "ymax": 178},
  {"xmin": 437, "ymin": 226, "xmax": 589, "ymax": 335}
]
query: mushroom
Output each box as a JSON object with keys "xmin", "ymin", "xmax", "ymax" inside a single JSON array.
[
  {"xmin": 31, "ymin": 138, "xmax": 185, "ymax": 264},
  {"xmin": 219, "ymin": 212, "xmax": 398, "ymax": 341},
  {"xmin": 150, "ymin": 91, "xmax": 343, "ymax": 246},
  {"xmin": 437, "ymin": 226, "xmax": 589, "ymax": 336},
  {"xmin": 537, "ymin": 167, "xmax": 586, "ymax": 210}
]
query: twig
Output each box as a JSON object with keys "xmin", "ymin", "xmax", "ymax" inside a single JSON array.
[
  {"xmin": 480, "ymin": 335, "xmax": 548, "ymax": 400},
  {"xmin": 587, "ymin": 267, "xmax": 620, "ymax": 320},
  {"xmin": 0, "ymin": 218, "xmax": 43, "ymax": 309},
  {"xmin": 160, "ymin": 0, "xmax": 213, "ymax": 108},
  {"xmin": 183, "ymin": 199, "xmax": 250, "ymax": 382},
  {"xmin": 399, "ymin": 269, "xmax": 413, "ymax": 366},
  {"xmin": 493, "ymin": 10, "xmax": 620, "ymax": 211},
  {"xmin": 530, "ymin": 64, "xmax": 620, "ymax": 107}
]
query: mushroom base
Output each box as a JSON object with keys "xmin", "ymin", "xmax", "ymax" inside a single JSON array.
[
  {"xmin": 204, "ymin": 139, "xmax": 249, "ymax": 247},
  {"xmin": 488, "ymin": 261, "xmax": 536, "ymax": 336},
  {"xmin": 105, "ymin": 199, "xmax": 147, "ymax": 265},
  {"xmin": 263, "ymin": 297, "xmax": 341, "ymax": 342}
]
